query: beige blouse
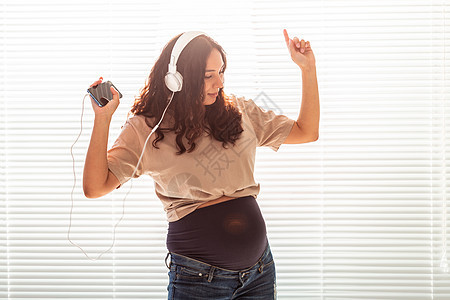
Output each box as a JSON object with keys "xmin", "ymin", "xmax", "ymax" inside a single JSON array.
[{"xmin": 107, "ymin": 94, "xmax": 295, "ymax": 221}]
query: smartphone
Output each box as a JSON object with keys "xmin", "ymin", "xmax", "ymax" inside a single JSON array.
[{"xmin": 87, "ymin": 80, "xmax": 123, "ymax": 107}]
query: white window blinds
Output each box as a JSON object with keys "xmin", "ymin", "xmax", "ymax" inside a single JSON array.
[{"xmin": 1, "ymin": 0, "xmax": 449, "ymax": 299}]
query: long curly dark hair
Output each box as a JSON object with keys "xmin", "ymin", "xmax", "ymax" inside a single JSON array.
[{"xmin": 130, "ymin": 32, "xmax": 244, "ymax": 155}]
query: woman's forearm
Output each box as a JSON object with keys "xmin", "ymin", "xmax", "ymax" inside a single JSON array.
[
  {"xmin": 83, "ymin": 115, "xmax": 112, "ymax": 198},
  {"xmin": 297, "ymin": 64, "xmax": 320, "ymax": 138}
]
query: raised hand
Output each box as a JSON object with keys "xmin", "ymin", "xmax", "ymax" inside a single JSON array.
[
  {"xmin": 89, "ymin": 77, "xmax": 120, "ymax": 119},
  {"xmin": 283, "ymin": 29, "xmax": 316, "ymax": 70}
]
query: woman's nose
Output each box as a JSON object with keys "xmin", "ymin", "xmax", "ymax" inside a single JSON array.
[{"xmin": 215, "ymin": 75, "xmax": 224, "ymax": 88}]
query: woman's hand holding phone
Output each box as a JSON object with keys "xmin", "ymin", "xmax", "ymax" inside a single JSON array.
[{"xmin": 89, "ymin": 77, "xmax": 120, "ymax": 120}]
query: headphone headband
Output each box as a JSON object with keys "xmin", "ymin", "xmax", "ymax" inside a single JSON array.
[
  {"xmin": 165, "ymin": 31, "xmax": 208, "ymax": 92},
  {"xmin": 168, "ymin": 31, "xmax": 207, "ymax": 72}
]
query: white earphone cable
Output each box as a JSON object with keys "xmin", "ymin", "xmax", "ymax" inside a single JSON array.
[{"xmin": 68, "ymin": 91, "xmax": 175, "ymax": 260}]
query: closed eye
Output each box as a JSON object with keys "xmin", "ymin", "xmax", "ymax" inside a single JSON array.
[{"xmin": 205, "ymin": 71, "xmax": 224, "ymax": 79}]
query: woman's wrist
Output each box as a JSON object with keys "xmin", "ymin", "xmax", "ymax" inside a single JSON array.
[
  {"xmin": 300, "ymin": 63, "xmax": 316, "ymax": 73},
  {"xmin": 94, "ymin": 113, "xmax": 113, "ymax": 124}
]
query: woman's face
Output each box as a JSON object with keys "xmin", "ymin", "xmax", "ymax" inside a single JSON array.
[{"xmin": 203, "ymin": 48, "xmax": 225, "ymax": 105}]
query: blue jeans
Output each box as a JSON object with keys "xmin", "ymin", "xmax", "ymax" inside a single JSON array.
[{"xmin": 166, "ymin": 243, "xmax": 277, "ymax": 299}]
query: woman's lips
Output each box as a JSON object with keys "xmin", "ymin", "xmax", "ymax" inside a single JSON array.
[{"xmin": 208, "ymin": 93, "xmax": 218, "ymax": 97}]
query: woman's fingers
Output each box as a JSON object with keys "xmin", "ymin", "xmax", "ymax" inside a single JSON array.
[
  {"xmin": 110, "ymin": 86, "xmax": 117, "ymax": 94},
  {"xmin": 293, "ymin": 38, "xmax": 308, "ymax": 50},
  {"xmin": 299, "ymin": 39, "xmax": 306, "ymax": 52},
  {"xmin": 284, "ymin": 29, "xmax": 311, "ymax": 52},
  {"xmin": 283, "ymin": 28, "xmax": 290, "ymax": 46},
  {"xmin": 110, "ymin": 86, "xmax": 119, "ymax": 99},
  {"xmin": 90, "ymin": 76, "xmax": 103, "ymax": 88}
]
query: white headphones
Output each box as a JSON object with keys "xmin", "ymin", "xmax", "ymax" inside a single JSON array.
[{"xmin": 164, "ymin": 31, "xmax": 207, "ymax": 92}]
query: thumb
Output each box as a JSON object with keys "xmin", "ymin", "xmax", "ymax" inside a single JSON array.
[
  {"xmin": 110, "ymin": 86, "xmax": 120, "ymax": 102},
  {"xmin": 287, "ymin": 38, "xmax": 296, "ymax": 53}
]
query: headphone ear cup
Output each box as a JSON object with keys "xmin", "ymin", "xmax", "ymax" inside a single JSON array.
[{"xmin": 165, "ymin": 71, "xmax": 183, "ymax": 92}]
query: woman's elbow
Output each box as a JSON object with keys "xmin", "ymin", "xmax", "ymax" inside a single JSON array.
[
  {"xmin": 83, "ymin": 173, "xmax": 119, "ymax": 198},
  {"xmin": 83, "ymin": 185, "xmax": 103, "ymax": 199},
  {"xmin": 83, "ymin": 187, "xmax": 97, "ymax": 199}
]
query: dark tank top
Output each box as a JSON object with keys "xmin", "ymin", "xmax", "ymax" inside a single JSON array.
[{"xmin": 166, "ymin": 195, "xmax": 268, "ymax": 270}]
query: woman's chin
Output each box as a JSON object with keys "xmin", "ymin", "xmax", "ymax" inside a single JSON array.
[{"xmin": 203, "ymin": 98, "xmax": 217, "ymax": 106}]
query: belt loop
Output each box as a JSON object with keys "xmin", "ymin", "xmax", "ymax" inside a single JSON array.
[
  {"xmin": 165, "ymin": 252, "xmax": 171, "ymax": 269},
  {"xmin": 207, "ymin": 266, "xmax": 216, "ymax": 282},
  {"xmin": 258, "ymin": 258, "xmax": 264, "ymax": 273}
]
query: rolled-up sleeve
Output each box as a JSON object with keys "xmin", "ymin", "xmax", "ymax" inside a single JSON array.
[
  {"xmin": 241, "ymin": 97, "xmax": 296, "ymax": 152},
  {"xmin": 107, "ymin": 118, "xmax": 145, "ymax": 188}
]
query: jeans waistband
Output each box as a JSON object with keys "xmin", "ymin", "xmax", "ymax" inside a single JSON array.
[{"xmin": 165, "ymin": 242, "xmax": 272, "ymax": 276}]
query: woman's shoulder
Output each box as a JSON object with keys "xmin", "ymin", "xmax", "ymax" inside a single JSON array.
[
  {"xmin": 125, "ymin": 112, "xmax": 175, "ymax": 131},
  {"xmin": 118, "ymin": 114, "xmax": 155, "ymax": 136},
  {"xmin": 227, "ymin": 93, "xmax": 259, "ymax": 113},
  {"xmin": 227, "ymin": 93, "xmax": 245, "ymax": 102},
  {"xmin": 226, "ymin": 93, "xmax": 252, "ymax": 110},
  {"xmin": 124, "ymin": 113, "xmax": 148, "ymax": 127}
]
